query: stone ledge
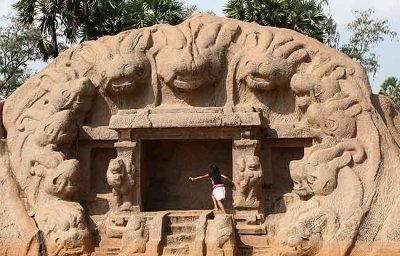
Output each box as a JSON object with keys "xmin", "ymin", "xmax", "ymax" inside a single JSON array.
[{"xmin": 109, "ymin": 109, "xmax": 262, "ymax": 129}]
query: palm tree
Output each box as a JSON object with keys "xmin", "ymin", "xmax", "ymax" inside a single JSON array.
[
  {"xmin": 137, "ymin": 0, "xmax": 188, "ymax": 27},
  {"xmin": 14, "ymin": 0, "xmax": 195, "ymax": 60},
  {"xmin": 14, "ymin": 0, "xmax": 61, "ymax": 60},
  {"xmin": 223, "ymin": 0, "xmax": 334, "ymax": 43}
]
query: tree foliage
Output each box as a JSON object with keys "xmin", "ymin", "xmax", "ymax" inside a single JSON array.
[
  {"xmin": 13, "ymin": 0, "xmax": 196, "ymax": 60},
  {"xmin": 14, "ymin": 0, "xmax": 62, "ymax": 61},
  {"xmin": 223, "ymin": 0, "xmax": 335, "ymax": 43},
  {"xmin": 340, "ymin": 9, "xmax": 398, "ymax": 76},
  {"xmin": 0, "ymin": 16, "xmax": 40, "ymax": 98},
  {"xmin": 380, "ymin": 77, "xmax": 400, "ymax": 106}
]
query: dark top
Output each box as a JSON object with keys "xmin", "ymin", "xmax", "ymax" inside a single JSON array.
[{"xmin": 208, "ymin": 172, "xmax": 223, "ymax": 185}]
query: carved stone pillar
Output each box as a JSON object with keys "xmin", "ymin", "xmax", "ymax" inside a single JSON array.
[
  {"xmin": 232, "ymin": 128, "xmax": 263, "ymax": 224},
  {"xmin": 108, "ymin": 129, "xmax": 140, "ymax": 213}
]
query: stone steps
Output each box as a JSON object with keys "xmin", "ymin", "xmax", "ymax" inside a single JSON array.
[
  {"xmin": 91, "ymin": 248, "xmax": 120, "ymax": 256},
  {"xmin": 167, "ymin": 214, "xmax": 200, "ymax": 224},
  {"xmin": 238, "ymin": 247, "xmax": 273, "ymax": 256},
  {"xmin": 166, "ymin": 233, "xmax": 196, "ymax": 246},
  {"xmin": 92, "ymin": 211, "xmax": 209, "ymax": 256},
  {"xmin": 92, "ymin": 237, "xmax": 121, "ymax": 256},
  {"xmin": 164, "ymin": 222, "xmax": 197, "ymax": 234},
  {"xmin": 162, "ymin": 244, "xmax": 190, "ymax": 255},
  {"xmin": 237, "ymin": 234, "xmax": 272, "ymax": 256},
  {"xmin": 91, "ymin": 252, "xmax": 119, "ymax": 256},
  {"xmin": 161, "ymin": 212, "xmax": 200, "ymax": 255}
]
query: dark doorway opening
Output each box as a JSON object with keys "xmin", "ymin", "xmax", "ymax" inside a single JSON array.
[
  {"xmin": 91, "ymin": 148, "xmax": 117, "ymax": 194},
  {"xmin": 261, "ymin": 138, "xmax": 312, "ymax": 214},
  {"xmin": 141, "ymin": 139, "xmax": 233, "ymax": 211}
]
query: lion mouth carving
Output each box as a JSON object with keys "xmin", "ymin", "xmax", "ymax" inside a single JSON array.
[
  {"xmin": 173, "ymin": 75, "xmax": 204, "ymax": 92},
  {"xmin": 109, "ymin": 77, "xmax": 139, "ymax": 93},
  {"xmin": 245, "ymin": 74, "xmax": 273, "ymax": 91}
]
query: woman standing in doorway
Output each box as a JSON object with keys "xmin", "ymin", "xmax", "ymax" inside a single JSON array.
[{"xmin": 189, "ymin": 165, "xmax": 232, "ymax": 213}]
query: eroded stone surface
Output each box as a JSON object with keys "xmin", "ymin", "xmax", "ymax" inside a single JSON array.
[{"xmin": 1, "ymin": 13, "xmax": 400, "ymax": 256}]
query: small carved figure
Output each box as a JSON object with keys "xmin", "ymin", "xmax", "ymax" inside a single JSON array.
[
  {"xmin": 121, "ymin": 216, "xmax": 148, "ymax": 255},
  {"xmin": 107, "ymin": 157, "xmax": 135, "ymax": 210},
  {"xmin": 233, "ymin": 156, "xmax": 262, "ymax": 207},
  {"xmin": 205, "ymin": 214, "xmax": 235, "ymax": 255}
]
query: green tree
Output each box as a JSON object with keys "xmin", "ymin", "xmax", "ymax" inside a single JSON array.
[
  {"xmin": 340, "ymin": 9, "xmax": 398, "ymax": 76},
  {"xmin": 380, "ymin": 77, "xmax": 400, "ymax": 106},
  {"xmin": 223, "ymin": 0, "xmax": 335, "ymax": 42},
  {"xmin": 79, "ymin": 0, "xmax": 195, "ymax": 39},
  {"xmin": 14, "ymin": 0, "xmax": 196, "ymax": 59},
  {"xmin": 0, "ymin": 16, "xmax": 40, "ymax": 98},
  {"xmin": 14, "ymin": 0, "xmax": 62, "ymax": 61}
]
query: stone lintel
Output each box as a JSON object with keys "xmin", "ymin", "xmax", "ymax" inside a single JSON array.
[{"xmin": 109, "ymin": 109, "xmax": 262, "ymax": 129}]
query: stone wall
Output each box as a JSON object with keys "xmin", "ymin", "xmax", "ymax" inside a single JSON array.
[{"xmin": 1, "ymin": 13, "xmax": 400, "ymax": 256}]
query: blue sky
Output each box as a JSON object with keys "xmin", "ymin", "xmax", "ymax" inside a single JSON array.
[{"xmin": 2, "ymin": 0, "xmax": 399, "ymax": 93}]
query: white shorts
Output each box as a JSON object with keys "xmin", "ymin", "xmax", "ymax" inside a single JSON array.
[{"xmin": 213, "ymin": 186, "xmax": 226, "ymax": 201}]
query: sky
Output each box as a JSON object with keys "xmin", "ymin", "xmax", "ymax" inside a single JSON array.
[{"xmin": 1, "ymin": 0, "xmax": 399, "ymax": 93}]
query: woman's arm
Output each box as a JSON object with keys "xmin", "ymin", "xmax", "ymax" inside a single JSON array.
[
  {"xmin": 189, "ymin": 174, "xmax": 209, "ymax": 181},
  {"xmin": 221, "ymin": 174, "xmax": 233, "ymax": 183}
]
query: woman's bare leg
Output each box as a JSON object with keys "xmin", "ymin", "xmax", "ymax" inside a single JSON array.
[
  {"xmin": 216, "ymin": 200, "xmax": 226, "ymax": 214},
  {"xmin": 211, "ymin": 194, "xmax": 218, "ymax": 211}
]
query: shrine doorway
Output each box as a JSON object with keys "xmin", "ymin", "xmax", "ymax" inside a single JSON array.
[{"xmin": 141, "ymin": 139, "xmax": 233, "ymax": 211}]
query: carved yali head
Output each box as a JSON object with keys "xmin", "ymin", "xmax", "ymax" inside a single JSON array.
[
  {"xmin": 290, "ymin": 59, "xmax": 347, "ymax": 111},
  {"xmin": 290, "ymin": 140, "xmax": 365, "ymax": 198},
  {"xmin": 31, "ymin": 110, "xmax": 78, "ymax": 148},
  {"xmin": 97, "ymin": 30, "xmax": 152, "ymax": 95},
  {"xmin": 155, "ymin": 21, "xmax": 238, "ymax": 92},
  {"xmin": 278, "ymin": 207, "xmax": 339, "ymax": 256},
  {"xmin": 305, "ymin": 93, "xmax": 362, "ymax": 140},
  {"xmin": 289, "ymin": 159, "xmax": 313, "ymax": 200},
  {"xmin": 47, "ymin": 77, "xmax": 95, "ymax": 113},
  {"xmin": 35, "ymin": 200, "xmax": 91, "ymax": 255},
  {"xmin": 235, "ymin": 31, "xmax": 309, "ymax": 92},
  {"xmin": 303, "ymin": 152, "xmax": 352, "ymax": 196},
  {"xmin": 44, "ymin": 159, "xmax": 81, "ymax": 199},
  {"xmin": 290, "ymin": 73, "xmax": 341, "ymax": 110}
]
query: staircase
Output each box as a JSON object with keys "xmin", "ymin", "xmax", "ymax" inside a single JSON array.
[
  {"xmin": 237, "ymin": 234, "xmax": 272, "ymax": 256},
  {"xmin": 91, "ymin": 211, "xmax": 210, "ymax": 256},
  {"xmin": 91, "ymin": 212, "xmax": 154, "ymax": 256},
  {"xmin": 91, "ymin": 238, "xmax": 121, "ymax": 256},
  {"xmin": 161, "ymin": 212, "xmax": 200, "ymax": 255}
]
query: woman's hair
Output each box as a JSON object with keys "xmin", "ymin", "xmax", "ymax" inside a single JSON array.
[{"xmin": 210, "ymin": 164, "xmax": 220, "ymax": 174}]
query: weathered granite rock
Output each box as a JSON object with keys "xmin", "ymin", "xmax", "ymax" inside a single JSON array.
[{"xmin": 1, "ymin": 13, "xmax": 400, "ymax": 256}]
